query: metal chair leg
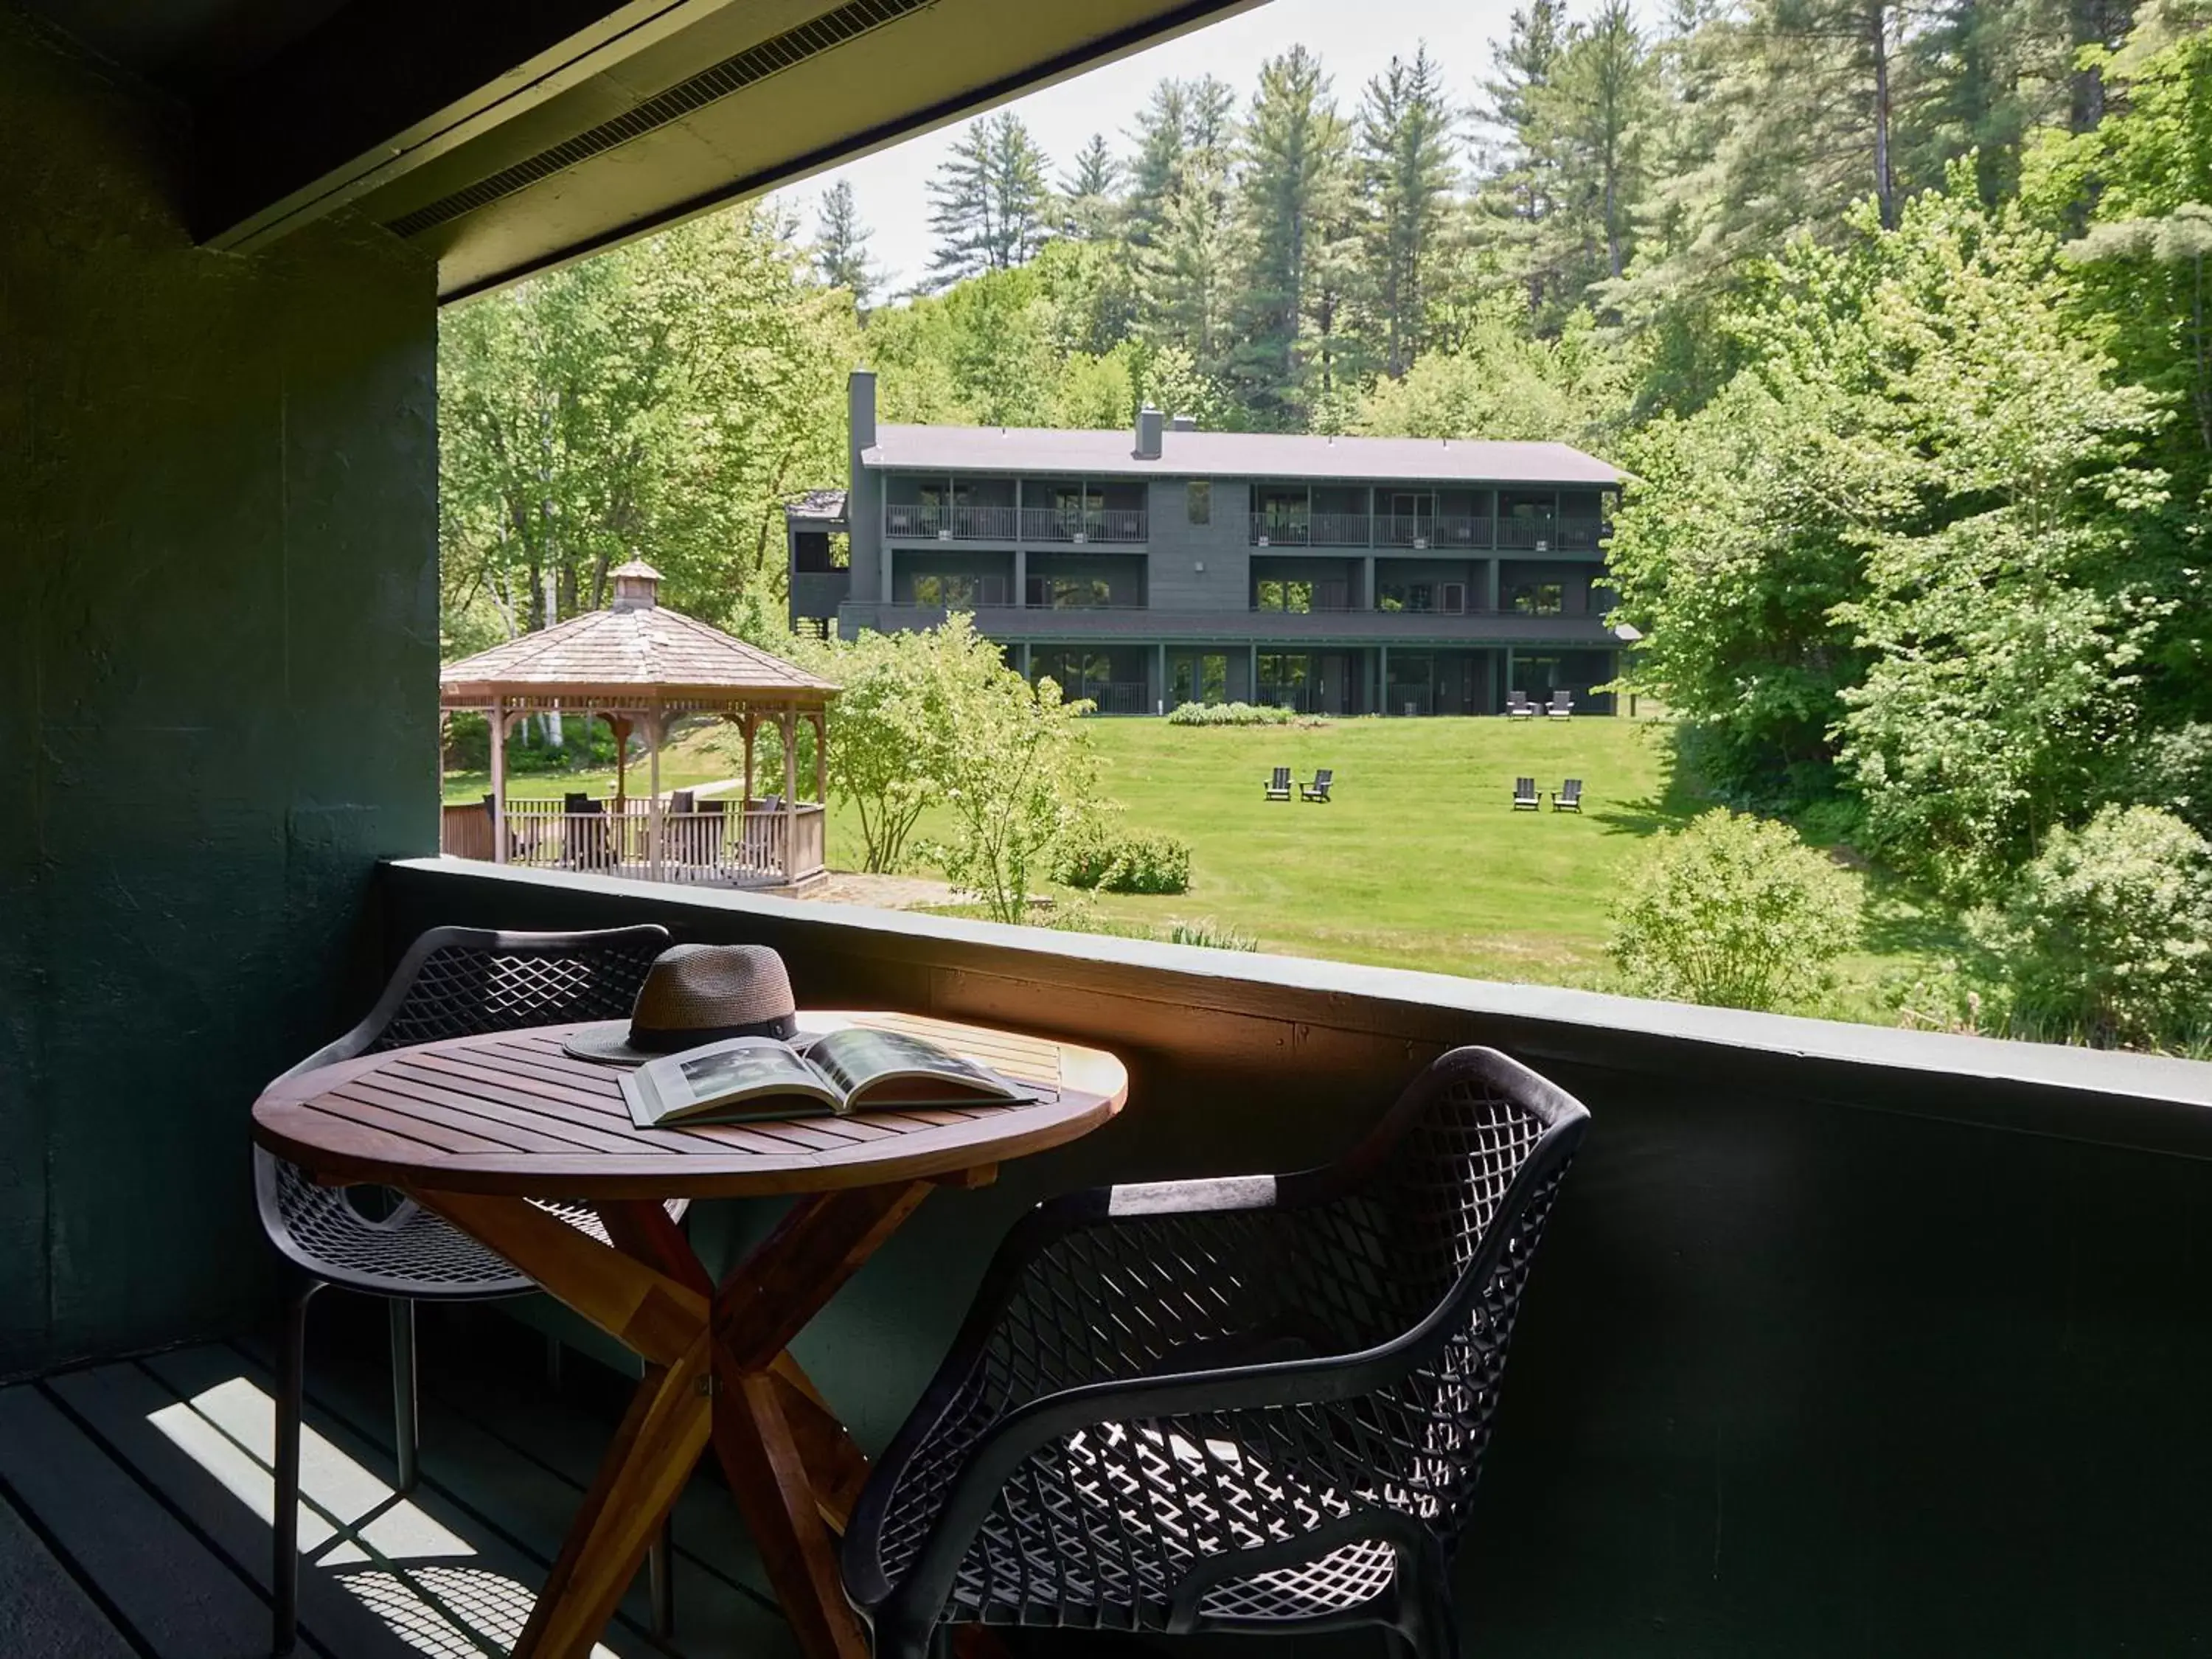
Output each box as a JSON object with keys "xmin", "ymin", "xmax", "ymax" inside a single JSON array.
[
  {"xmin": 388, "ymin": 1299, "xmax": 419, "ymax": 1493},
  {"xmin": 274, "ymin": 1280, "xmax": 321, "ymax": 1658},
  {"xmin": 648, "ymin": 1516, "xmax": 675, "ymax": 1637}
]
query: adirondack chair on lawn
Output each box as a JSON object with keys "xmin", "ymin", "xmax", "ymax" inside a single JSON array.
[
  {"xmin": 1547, "ymin": 690, "xmax": 1574, "ymax": 719},
  {"xmin": 1301, "ymin": 768, "xmax": 1334, "ymax": 802},
  {"xmin": 1552, "ymin": 778, "xmax": 1583, "ymax": 813},
  {"xmin": 1506, "ymin": 692, "xmax": 1537, "ymax": 719},
  {"xmin": 1265, "ymin": 766, "xmax": 1293, "ymax": 801},
  {"xmin": 1512, "ymin": 776, "xmax": 1540, "ymax": 811}
]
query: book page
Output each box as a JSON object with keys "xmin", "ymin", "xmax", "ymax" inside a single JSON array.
[
  {"xmin": 807, "ymin": 1028, "xmax": 1026, "ymax": 1107},
  {"xmin": 623, "ymin": 1037, "xmax": 838, "ymax": 1128}
]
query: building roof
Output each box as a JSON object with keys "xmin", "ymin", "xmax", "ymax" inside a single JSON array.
[
  {"xmin": 440, "ymin": 567, "xmax": 837, "ymax": 709},
  {"xmin": 785, "ymin": 488, "xmax": 850, "ymax": 524},
  {"xmin": 863, "ymin": 423, "xmax": 1623, "ymax": 487}
]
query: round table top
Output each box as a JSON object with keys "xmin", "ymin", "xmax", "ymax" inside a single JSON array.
[{"xmin": 252, "ymin": 1011, "xmax": 1127, "ymax": 1200}]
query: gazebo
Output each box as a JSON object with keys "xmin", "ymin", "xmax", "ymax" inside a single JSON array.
[{"xmin": 439, "ymin": 560, "xmax": 840, "ymax": 888}]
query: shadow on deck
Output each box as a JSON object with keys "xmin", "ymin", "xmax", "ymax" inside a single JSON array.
[{"xmin": 0, "ymin": 1299, "xmax": 801, "ymax": 1658}]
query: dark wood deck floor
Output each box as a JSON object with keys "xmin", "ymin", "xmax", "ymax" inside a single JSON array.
[{"xmin": 0, "ymin": 1301, "xmax": 804, "ymax": 1658}]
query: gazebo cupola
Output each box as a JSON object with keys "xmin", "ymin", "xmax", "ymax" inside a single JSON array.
[
  {"xmin": 609, "ymin": 557, "xmax": 663, "ymax": 612},
  {"xmin": 438, "ymin": 566, "xmax": 839, "ymax": 887}
]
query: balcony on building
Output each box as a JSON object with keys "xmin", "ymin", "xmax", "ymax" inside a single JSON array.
[
  {"xmin": 1249, "ymin": 484, "xmax": 1612, "ymax": 551},
  {"xmin": 885, "ymin": 476, "xmax": 1148, "ymax": 544}
]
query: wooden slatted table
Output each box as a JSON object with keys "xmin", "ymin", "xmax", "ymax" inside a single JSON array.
[{"xmin": 252, "ymin": 1011, "xmax": 1127, "ymax": 1659}]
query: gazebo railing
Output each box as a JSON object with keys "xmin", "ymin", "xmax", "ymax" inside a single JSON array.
[{"xmin": 442, "ymin": 797, "xmax": 827, "ymax": 886}]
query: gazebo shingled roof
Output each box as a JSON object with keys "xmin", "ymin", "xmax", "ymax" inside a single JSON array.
[{"xmin": 439, "ymin": 560, "xmax": 837, "ymax": 711}]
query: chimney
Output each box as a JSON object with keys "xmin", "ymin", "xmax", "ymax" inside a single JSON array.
[
  {"xmin": 1169, "ymin": 413, "xmax": 1198, "ymax": 432},
  {"xmin": 848, "ymin": 367, "xmax": 877, "ymax": 459},
  {"xmin": 1133, "ymin": 403, "xmax": 1164, "ymax": 460},
  {"xmin": 609, "ymin": 558, "xmax": 661, "ymax": 612}
]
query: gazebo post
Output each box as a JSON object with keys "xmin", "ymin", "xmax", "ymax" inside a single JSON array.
[
  {"xmin": 741, "ymin": 714, "xmax": 756, "ymax": 810},
  {"xmin": 489, "ymin": 695, "xmax": 508, "ymax": 865},
  {"xmin": 781, "ymin": 706, "xmax": 798, "ymax": 884},
  {"xmin": 647, "ymin": 708, "xmax": 664, "ymax": 881}
]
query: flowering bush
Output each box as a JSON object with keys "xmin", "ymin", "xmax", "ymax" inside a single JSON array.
[{"xmin": 1164, "ymin": 701, "xmax": 1300, "ymax": 726}]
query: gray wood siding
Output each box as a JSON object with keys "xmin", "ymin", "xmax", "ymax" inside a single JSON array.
[{"xmin": 1143, "ymin": 479, "xmax": 1252, "ymax": 613}]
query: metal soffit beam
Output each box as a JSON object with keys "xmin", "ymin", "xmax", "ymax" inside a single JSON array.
[{"xmin": 199, "ymin": 0, "xmax": 1265, "ymax": 299}]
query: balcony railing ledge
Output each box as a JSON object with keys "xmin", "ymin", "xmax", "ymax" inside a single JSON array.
[{"xmin": 389, "ymin": 856, "xmax": 2212, "ymax": 1156}]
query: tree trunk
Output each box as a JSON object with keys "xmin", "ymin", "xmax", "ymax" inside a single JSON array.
[
  {"xmin": 1605, "ymin": 140, "xmax": 1624, "ymax": 279},
  {"xmin": 2069, "ymin": 0, "xmax": 2113, "ymax": 133},
  {"xmin": 1869, "ymin": 0, "xmax": 1895, "ymax": 230}
]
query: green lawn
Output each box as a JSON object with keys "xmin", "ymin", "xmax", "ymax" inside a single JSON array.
[
  {"xmin": 448, "ymin": 715, "xmax": 1955, "ymax": 1020},
  {"xmin": 1073, "ymin": 718, "xmax": 1677, "ymax": 984}
]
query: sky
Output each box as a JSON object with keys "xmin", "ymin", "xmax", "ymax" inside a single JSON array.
[{"xmin": 799, "ymin": 0, "xmax": 1527, "ymax": 296}]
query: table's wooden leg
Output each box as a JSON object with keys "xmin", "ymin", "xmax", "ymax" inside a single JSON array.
[
  {"xmin": 708, "ymin": 1183, "xmax": 933, "ymax": 1659},
  {"xmin": 406, "ymin": 1191, "xmax": 717, "ymax": 1659},
  {"xmin": 771, "ymin": 1355, "xmax": 870, "ymax": 1531},
  {"xmin": 414, "ymin": 1181, "xmax": 942, "ymax": 1659},
  {"xmin": 714, "ymin": 1183, "xmax": 933, "ymax": 1370},
  {"xmin": 714, "ymin": 1364, "xmax": 871, "ymax": 1659},
  {"xmin": 515, "ymin": 1334, "xmax": 714, "ymax": 1659}
]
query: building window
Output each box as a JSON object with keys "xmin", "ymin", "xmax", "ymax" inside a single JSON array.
[
  {"xmin": 912, "ymin": 572, "xmax": 1006, "ymax": 607},
  {"xmin": 1257, "ymin": 654, "xmax": 1311, "ymax": 709},
  {"xmin": 1254, "ymin": 578, "xmax": 1318, "ymax": 613},
  {"xmin": 1187, "ymin": 481, "xmax": 1211, "ymax": 525},
  {"xmin": 1377, "ymin": 582, "xmax": 1435, "ymax": 613},
  {"xmin": 1511, "ymin": 581, "xmax": 1565, "ymax": 616},
  {"xmin": 1026, "ymin": 575, "xmax": 1114, "ymax": 609}
]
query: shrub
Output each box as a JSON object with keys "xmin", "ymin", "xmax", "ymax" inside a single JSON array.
[
  {"xmin": 1983, "ymin": 804, "xmax": 2212, "ymax": 1049},
  {"xmin": 1164, "ymin": 700, "xmax": 1300, "ymax": 727},
  {"xmin": 1608, "ymin": 809, "xmax": 1861, "ymax": 1012},
  {"xmin": 1168, "ymin": 918, "xmax": 1259, "ymax": 951},
  {"xmin": 1052, "ymin": 823, "xmax": 1192, "ymax": 894},
  {"xmin": 2118, "ymin": 723, "xmax": 2212, "ymax": 839}
]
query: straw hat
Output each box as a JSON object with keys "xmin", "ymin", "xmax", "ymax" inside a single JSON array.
[{"xmin": 563, "ymin": 943, "xmax": 799, "ymax": 1063}]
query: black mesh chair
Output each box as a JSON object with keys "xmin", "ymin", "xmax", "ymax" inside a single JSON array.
[
  {"xmin": 843, "ymin": 1046, "xmax": 1587, "ymax": 1659},
  {"xmin": 255, "ymin": 924, "xmax": 672, "ymax": 1655}
]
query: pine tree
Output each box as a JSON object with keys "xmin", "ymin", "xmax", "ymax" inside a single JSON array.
[
  {"xmin": 1741, "ymin": 0, "xmax": 1907, "ymax": 233},
  {"xmin": 1231, "ymin": 46, "xmax": 1361, "ymax": 425},
  {"xmin": 1896, "ymin": 0, "xmax": 2087, "ymax": 209},
  {"xmin": 1129, "ymin": 77, "xmax": 1239, "ymax": 380},
  {"xmin": 1478, "ymin": 0, "xmax": 1572, "ymax": 318},
  {"xmin": 1125, "ymin": 77, "xmax": 1237, "ymax": 245},
  {"xmin": 1060, "ymin": 133, "xmax": 1123, "ymax": 241},
  {"xmin": 926, "ymin": 114, "xmax": 1054, "ymax": 288},
  {"xmin": 1358, "ymin": 46, "xmax": 1458, "ymax": 376},
  {"xmin": 813, "ymin": 179, "xmax": 882, "ymax": 306},
  {"xmin": 1124, "ymin": 80, "xmax": 1191, "ymax": 251},
  {"xmin": 1545, "ymin": 0, "xmax": 1654, "ymax": 289}
]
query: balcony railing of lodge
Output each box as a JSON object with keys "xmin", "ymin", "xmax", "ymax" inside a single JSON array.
[
  {"xmin": 1498, "ymin": 515, "xmax": 1606, "ymax": 551},
  {"xmin": 1253, "ymin": 580, "xmax": 1356, "ymax": 612},
  {"xmin": 1248, "ymin": 513, "xmax": 1610, "ymax": 550},
  {"xmin": 886, "ymin": 503, "xmax": 1148, "ymax": 543}
]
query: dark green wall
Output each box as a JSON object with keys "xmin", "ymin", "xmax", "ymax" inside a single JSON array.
[{"xmin": 0, "ymin": 6, "xmax": 439, "ymax": 1377}]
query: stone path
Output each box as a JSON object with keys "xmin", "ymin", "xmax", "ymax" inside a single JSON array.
[{"xmin": 781, "ymin": 872, "xmax": 965, "ymax": 910}]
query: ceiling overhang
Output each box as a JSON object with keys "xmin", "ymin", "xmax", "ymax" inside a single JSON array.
[{"xmin": 190, "ymin": 0, "xmax": 1265, "ymax": 299}]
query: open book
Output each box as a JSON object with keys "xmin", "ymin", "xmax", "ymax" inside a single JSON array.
[{"xmin": 619, "ymin": 1027, "xmax": 1034, "ymax": 1130}]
